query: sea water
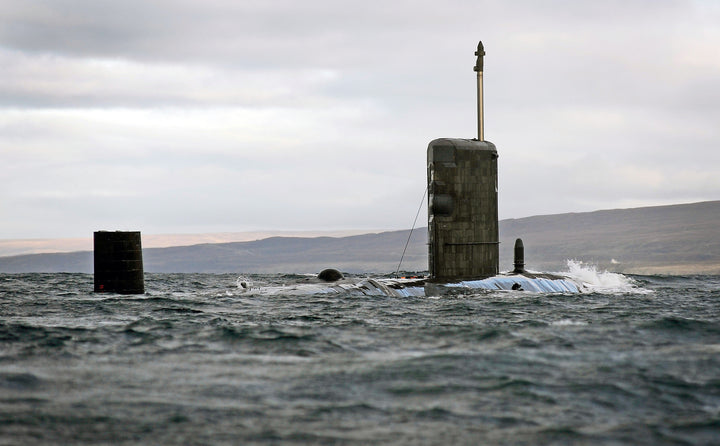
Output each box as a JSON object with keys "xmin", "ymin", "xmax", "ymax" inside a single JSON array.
[{"xmin": 1, "ymin": 267, "xmax": 719, "ymax": 445}]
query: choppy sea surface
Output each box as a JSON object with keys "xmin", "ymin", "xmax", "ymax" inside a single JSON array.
[{"xmin": 1, "ymin": 268, "xmax": 719, "ymax": 445}]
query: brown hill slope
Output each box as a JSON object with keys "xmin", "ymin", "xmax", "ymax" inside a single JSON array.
[
  {"xmin": 499, "ymin": 200, "xmax": 720, "ymax": 274},
  {"xmin": 0, "ymin": 201, "xmax": 717, "ymax": 274}
]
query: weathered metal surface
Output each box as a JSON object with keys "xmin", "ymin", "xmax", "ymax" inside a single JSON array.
[
  {"xmin": 473, "ymin": 41, "xmax": 485, "ymax": 72},
  {"xmin": 427, "ymin": 138, "xmax": 499, "ymax": 281},
  {"xmin": 94, "ymin": 231, "xmax": 145, "ymax": 294},
  {"xmin": 474, "ymin": 41, "xmax": 485, "ymax": 140},
  {"xmin": 513, "ymin": 238, "xmax": 526, "ymax": 273}
]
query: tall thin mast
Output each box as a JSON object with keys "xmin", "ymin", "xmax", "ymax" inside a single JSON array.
[{"xmin": 474, "ymin": 41, "xmax": 485, "ymax": 141}]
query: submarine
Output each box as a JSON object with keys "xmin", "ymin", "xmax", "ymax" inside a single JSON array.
[
  {"xmin": 241, "ymin": 41, "xmax": 585, "ymax": 297},
  {"xmin": 419, "ymin": 41, "xmax": 583, "ymax": 293}
]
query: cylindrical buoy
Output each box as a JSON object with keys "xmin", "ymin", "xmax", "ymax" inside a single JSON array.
[
  {"xmin": 94, "ymin": 231, "xmax": 145, "ymax": 294},
  {"xmin": 513, "ymin": 238, "xmax": 525, "ymax": 274}
]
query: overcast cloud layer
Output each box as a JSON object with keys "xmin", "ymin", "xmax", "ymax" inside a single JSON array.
[{"xmin": 1, "ymin": 0, "xmax": 719, "ymax": 239}]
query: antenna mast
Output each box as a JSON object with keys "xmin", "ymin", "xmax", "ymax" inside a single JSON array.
[{"xmin": 474, "ymin": 41, "xmax": 485, "ymax": 141}]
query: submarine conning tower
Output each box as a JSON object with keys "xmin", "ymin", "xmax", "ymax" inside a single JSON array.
[
  {"xmin": 427, "ymin": 41, "xmax": 499, "ymax": 281},
  {"xmin": 427, "ymin": 138, "xmax": 498, "ymax": 280}
]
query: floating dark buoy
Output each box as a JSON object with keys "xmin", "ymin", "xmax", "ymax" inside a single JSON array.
[
  {"xmin": 317, "ymin": 268, "xmax": 343, "ymax": 282},
  {"xmin": 94, "ymin": 231, "xmax": 144, "ymax": 294},
  {"xmin": 513, "ymin": 238, "xmax": 525, "ymax": 274}
]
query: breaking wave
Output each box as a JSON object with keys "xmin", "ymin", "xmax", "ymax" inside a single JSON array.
[{"xmin": 560, "ymin": 259, "xmax": 647, "ymax": 293}]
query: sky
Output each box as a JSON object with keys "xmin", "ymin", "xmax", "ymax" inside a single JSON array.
[{"xmin": 1, "ymin": 0, "xmax": 719, "ymax": 240}]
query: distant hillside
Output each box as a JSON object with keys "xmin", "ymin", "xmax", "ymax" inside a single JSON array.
[
  {"xmin": 498, "ymin": 200, "xmax": 720, "ymax": 274},
  {"xmin": 0, "ymin": 230, "xmax": 427, "ymax": 274},
  {"xmin": 0, "ymin": 201, "xmax": 718, "ymax": 275},
  {"xmin": 142, "ymin": 230, "xmax": 427, "ymax": 274}
]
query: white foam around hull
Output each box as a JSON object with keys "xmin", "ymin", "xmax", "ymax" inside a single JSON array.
[{"xmin": 239, "ymin": 275, "xmax": 583, "ymax": 297}]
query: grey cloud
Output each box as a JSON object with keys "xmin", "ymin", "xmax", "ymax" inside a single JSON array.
[
  {"xmin": 1, "ymin": 0, "xmax": 436, "ymax": 67},
  {"xmin": 1, "ymin": 0, "xmax": 711, "ymax": 114},
  {"xmin": 1, "ymin": 0, "xmax": 718, "ymax": 239}
]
